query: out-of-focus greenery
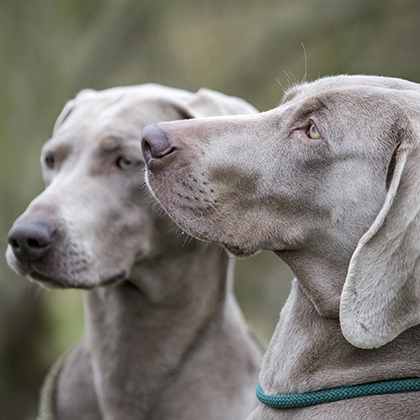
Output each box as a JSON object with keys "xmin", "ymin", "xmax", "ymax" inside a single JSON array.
[{"xmin": 2, "ymin": 0, "xmax": 420, "ymax": 418}]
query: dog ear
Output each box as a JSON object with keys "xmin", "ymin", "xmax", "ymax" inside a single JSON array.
[
  {"xmin": 184, "ymin": 88, "xmax": 258, "ymax": 117},
  {"xmin": 52, "ymin": 89, "xmax": 97, "ymax": 133},
  {"xmin": 340, "ymin": 120, "xmax": 420, "ymax": 349},
  {"xmin": 52, "ymin": 99, "xmax": 75, "ymax": 133}
]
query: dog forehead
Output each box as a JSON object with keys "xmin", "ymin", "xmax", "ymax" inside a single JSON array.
[
  {"xmin": 284, "ymin": 75, "xmax": 420, "ymax": 106},
  {"xmin": 71, "ymin": 87, "xmax": 194, "ymax": 131},
  {"xmin": 74, "ymin": 84, "xmax": 191, "ymax": 106},
  {"xmin": 285, "ymin": 82, "xmax": 370, "ymax": 108},
  {"xmin": 51, "ymin": 94, "xmax": 148, "ymax": 143},
  {"xmin": 281, "ymin": 82, "xmax": 411, "ymax": 133},
  {"xmin": 48, "ymin": 85, "xmax": 195, "ymax": 156}
]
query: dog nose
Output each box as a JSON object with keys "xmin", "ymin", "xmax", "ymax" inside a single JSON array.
[
  {"xmin": 141, "ymin": 124, "xmax": 176, "ymax": 164},
  {"xmin": 7, "ymin": 220, "xmax": 56, "ymax": 262}
]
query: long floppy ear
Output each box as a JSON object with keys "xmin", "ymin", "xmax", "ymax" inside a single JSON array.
[
  {"xmin": 184, "ymin": 88, "xmax": 259, "ymax": 117},
  {"xmin": 340, "ymin": 121, "xmax": 420, "ymax": 349}
]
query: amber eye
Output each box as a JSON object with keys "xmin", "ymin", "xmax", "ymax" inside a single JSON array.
[
  {"xmin": 308, "ymin": 123, "xmax": 321, "ymax": 139},
  {"xmin": 45, "ymin": 155, "xmax": 55, "ymax": 169},
  {"xmin": 117, "ymin": 156, "xmax": 135, "ymax": 170}
]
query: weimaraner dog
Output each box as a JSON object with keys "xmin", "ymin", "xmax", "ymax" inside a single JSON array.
[
  {"xmin": 141, "ymin": 75, "xmax": 420, "ymax": 419},
  {"xmin": 6, "ymin": 84, "xmax": 262, "ymax": 420}
]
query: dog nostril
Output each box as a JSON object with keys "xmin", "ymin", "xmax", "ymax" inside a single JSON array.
[
  {"xmin": 141, "ymin": 124, "xmax": 176, "ymax": 163},
  {"xmin": 28, "ymin": 238, "xmax": 45, "ymax": 248},
  {"xmin": 9, "ymin": 238, "xmax": 19, "ymax": 249}
]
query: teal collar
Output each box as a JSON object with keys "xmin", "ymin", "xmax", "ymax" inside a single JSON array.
[{"xmin": 256, "ymin": 377, "xmax": 420, "ymax": 409}]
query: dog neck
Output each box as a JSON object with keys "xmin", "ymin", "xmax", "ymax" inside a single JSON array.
[
  {"xmin": 83, "ymin": 244, "xmax": 229, "ymax": 418},
  {"xmin": 261, "ymin": 258, "xmax": 420, "ymax": 401},
  {"xmin": 276, "ymin": 249, "xmax": 349, "ymax": 318}
]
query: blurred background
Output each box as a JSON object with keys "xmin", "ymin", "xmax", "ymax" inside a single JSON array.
[{"xmin": 2, "ymin": 0, "xmax": 420, "ymax": 418}]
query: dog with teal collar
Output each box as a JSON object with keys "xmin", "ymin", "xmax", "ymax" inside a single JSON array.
[{"xmin": 142, "ymin": 75, "xmax": 420, "ymax": 419}]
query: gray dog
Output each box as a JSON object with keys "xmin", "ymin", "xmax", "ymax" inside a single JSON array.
[
  {"xmin": 141, "ymin": 75, "xmax": 420, "ymax": 419},
  {"xmin": 6, "ymin": 84, "xmax": 262, "ymax": 420}
]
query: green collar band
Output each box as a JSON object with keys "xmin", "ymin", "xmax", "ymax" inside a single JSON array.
[{"xmin": 256, "ymin": 377, "xmax": 420, "ymax": 409}]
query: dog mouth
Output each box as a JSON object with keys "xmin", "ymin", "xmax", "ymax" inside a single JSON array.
[
  {"xmin": 28, "ymin": 270, "xmax": 127, "ymax": 289},
  {"xmin": 28, "ymin": 271, "xmax": 66, "ymax": 289}
]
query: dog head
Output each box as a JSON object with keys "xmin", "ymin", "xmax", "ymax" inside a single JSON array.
[
  {"xmin": 142, "ymin": 75, "xmax": 420, "ymax": 349},
  {"xmin": 6, "ymin": 84, "xmax": 258, "ymax": 290}
]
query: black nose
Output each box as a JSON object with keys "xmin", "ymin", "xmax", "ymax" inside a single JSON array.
[
  {"xmin": 141, "ymin": 124, "xmax": 175, "ymax": 164},
  {"xmin": 7, "ymin": 220, "xmax": 56, "ymax": 262}
]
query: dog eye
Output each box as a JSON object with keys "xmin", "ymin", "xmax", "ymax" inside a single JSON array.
[
  {"xmin": 44, "ymin": 154, "xmax": 55, "ymax": 169},
  {"xmin": 308, "ymin": 123, "xmax": 321, "ymax": 139},
  {"xmin": 117, "ymin": 156, "xmax": 135, "ymax": 170}
]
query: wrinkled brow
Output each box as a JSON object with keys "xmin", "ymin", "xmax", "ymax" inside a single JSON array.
[
  {"xmin": 97, "ymin": 136, "xmax": 125, "ymax": 154},
  {"xmin": 293, "ymin": 99, "xmax": 327, "ymax": 121},
  {"xmin": 41, "ymin": 142, "xmax": 73, "ymax": 161}
]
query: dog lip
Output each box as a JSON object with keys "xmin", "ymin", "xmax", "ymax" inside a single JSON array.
[
  {"xmin": 99, "ymin": 270, "xmax": 127, "ymax": 287},
  {"xmin": 143, "ymin": 150, "xmax": 177, "ymax": 171},
  {"xmin": 143, "ymin": 145, "xmax": 178, "ymax": 172},
  {"xmin": 28, "ymin": 270, "xmax": 127, "ymax": 289},
  {"xmin": 28, "ymin": 271, "xmax": 67, "ymax": 288}
]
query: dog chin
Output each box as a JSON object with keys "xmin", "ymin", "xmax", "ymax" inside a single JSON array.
[
  {"xmin": 174, "ymin": 222, "xmax": 259, "ymax": 258},
  {"xmin": 222, "ymin": 242, "xmax": 258, "ymax": 258}
]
